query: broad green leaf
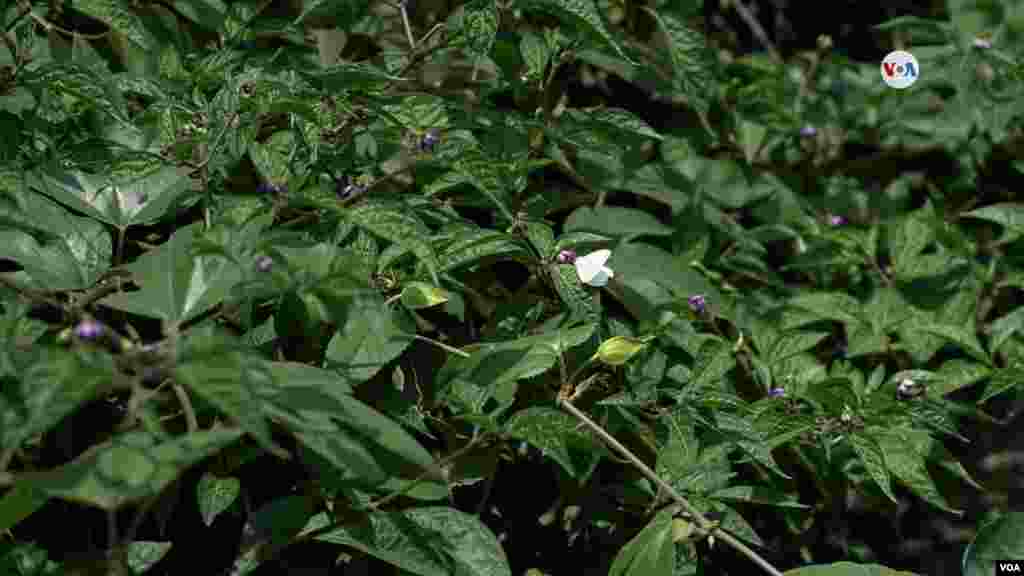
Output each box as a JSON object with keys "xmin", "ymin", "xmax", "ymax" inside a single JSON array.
[
  {"xmin": 784, "ymin": 562, "xmax": 920, "ymax": 575},
  {"xmin": 248, "ymin": 494, "xmax": 315, "ymax": 549},
  {"xmin": 175, "ymin": 353, "xmax": 286, "ymax": 458},
  {"xmin": 517, "ymin": 0, "xmax": 633, "ymax": 63},
  {"xmin": 963, "ymin": 512, "xmax": 1024, "ymax": 576},
  {"xmin": 787, "ymin": 292, "xmax": 865, "ymax": 325},
  {"xmin": 505, "ymin": 407, "xmax": 606, "ymax": 478},
  {"xmin": 249, "ymin": 131, "xmax": 295, "ymax": 186},
  {"xmin": 523, "ymin": 220, "xmax": 556, "ymax": 259},
  {"xmin": 566, "ymin": 206, "xmax": 674, "ymax": 238},
  {"xmin": 348, "ymin": 204, "xmax": 441, "ymax": 284},
  {"xmin": 308, "ymin": 507, "xmax": 511, "ymax": 576},
  {"xmin": 301, "ymin": 63, "xmax": 409, "ymax": 91},
  {"xmin": 520, "ymin": 31, "xmax": 551, "ymax": 83},
  {"xmin": 0, "ymin": 483, "xmax": 48, "ymax": 534},
  {"xmin": 917, "ymin": 323, "xmax": 990, "ymax": 365},
  {"xmin": 324, "ymin": 299, "xmax": 411, "ymax": 384},
  {"xmin": 100, "ymin": 223, "xmax": 241, "ymax": 327},
  {"xmin": 933, "ymin": 359, "xmax": 992, "ymax": 396},
  {"xmin": 848, "ymin": 433, "xmax": 898, "ymax": 504},
  {"xmin": 609, "ymin": 508, "xmax": 675, "ymax": 576},
  {"xmin": 259, "ymin": 378, "xmax": 439, "ymax": 489},
  {"xmin": 963, "ymin": 203, "xmax": 1024, "ymax": 243},
  {"xmin": 29, "ymin": 428, "xmax": 243, "ymax": 510},
  {"xmin": 2, "ymin": 348, "xmax": 114, "ymax": 455},
  {"xmin": 763, "ymin": 331, "xmax": 831, "ymax": 365},
  {"xmin": 196, "ymin": 473, "xmax": 241, "ymax": 527},
  {"xmin": 36, "ymin": 166, "xmax": 191, "ymax": 229},
  {"xmin": 437, "ymin": 229, "xmax": 533, "ymax": 271},
  {"xmin": 642, "ymin": 9, "xmax": 714, "ymax": 115},
  {"xmin": 990, "ymin": 306, "xmax": 1024, "ymax": 354},
  {"xmin": 978, "ymin": 363, "xmax": 1024, "ymax": 404},
  {"xmin": 0, "ymin": 193, "xmax": 111, "ymax": 291},
  {"xmin": 550, "ymin": 263, "xmax": 600, "ymax": 323},
  {"xmin": 876, "ymin": 428, "xmax": 961, "ymax": 515},
  {"xmin": 889, "ymin": 213, "xmax": 933, "ymax": 277},
  {"xmin": 125, "ymin": 541, "xmax": 172, "ymax": 573}
]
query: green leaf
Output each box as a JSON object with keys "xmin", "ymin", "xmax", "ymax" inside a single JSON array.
[
  {"xmin": 550, "ymin": 263, "xmax": 600, "ymax": 323},
  {"xmin": 876, "ymin": 428, "xmax": 961, "ymax": 515},
  {"xmin": 30, "ymin": 428, "xmax": 243, "ymax": 510},
  {"xmin": 437, "ymin": 229, "xmax": 533, "ymax": 271},
  {"xmin": 783, "ymin": 562, "xmax": 920, "ymax": 575},
  {"xmin": 917, "ymin": 323, "xmax": 991, "ymax": 365},
  {"xmin": 0, "ymin": 483, "xmax": 48, "ymax": 534},
  {"xmin": 565, "ymin": 206, "xmax": 673, "ymax": 238},
  {"xmin": 848, "ymin": 433, "xmax": 898, "ymax": 504},
  {"xmin": 175, "ymin": 354, "xmax": 286, "ymax": 458},
  {"xmin": 787, "ymin": 292, "xmax": 865, "ymax": 325},
  {"xmin": 249, "ymin": 494, "xmax": 315, "ymax": 549},
  {"xmin": 324, "ymin": 299, "xmax": 411, "ymax": 384},
  {"xmin": 889, "ymin": 213, "xmax": 933, "ymax": 277},
  {"xmin": 348, "ymin": 204, "xmax": 441, "ymax": 285},
  {"xmin": 309, "ymin": 507, "xmax": 511, "ymax": 576},
  {"xmin": 2, "ymin": 349, "xmax": 114, "ymax": 456},
  {"xmin": 505, "ymin": 407, "xmax": 606, "ymax": 478},
  {"xmin": 520, "ymin": 31, "xmax": 552, "ymax": 83},
  {"xmin": 709, "ymin": 485, "xmax": 810, "ymax": 509},
  {"xmin": 963, "ymin": 512, "xmax": 1024, "ymax": 576},
  {"xmin": 0, "ymin": 194, "xmax": 111, "ymax": 291},
  {"xmin": 35, "ymin": 166, "xmax": 191, "ymax": 229},
  {"xmin": 642, "ymin": 9, "xmax": 714, "ymax": 115},
  {"xmin": 978, "ymin": 363, "xmax": 1024, "ymax": 404},
  {"xmin": 517, "ymin": 0, "xmax": 634, "ymax": 64},
  {"xmin": 962, "ymin": 203, "xmax": 1024, "ymax": 243},
  {"xmin": 608, "ymin": 508, "xmax": 675, "ymax": 576},
  {"xmin": 990, "ymin": 306, "xmax": 1024, "ymax": 354},
  {"xmin": 522, "ymin": 220, "xmax": 556, "ymax": 259},
  {"xmin": 763, "ymin": 331, "xmax": 831, "ymax": 365},
  {"xmin": 400, "ymin": 282, "xmax": 450, "ymax": 309},
  {"xmin": 100, "ymin": 223, "xmax": 241, "ymax": 327},
  {"xmin": 196, "ymin": 473, "xmax": 241, "ymax": 527},
  {"xmin": 125, "ymin": 541, "xmax": 172, "ymax": 573},
  {"xmin": 462, "ymin": 0, "xmax": 500, "ymax": 58},
  {"xmin": 259, "ymin": 375, "xmax": 439, "ymax": 488}
]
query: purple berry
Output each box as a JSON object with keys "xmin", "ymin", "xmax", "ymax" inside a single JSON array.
[
  {"xmin": 556, "ymin": 249, "xmax": 577, "ymax": 264},
  {"xmin": 828, "ymin": 215, "xmax": 846, "ymax": 226},
  {"xmin": 73, "ymin": 319, "xmax": 104, "ymax": 340},
  {"xmin": 799, "ymin": 125, "xmax": 817, "ymax": 137},
  {"xmin": 769, "ymin": 387, "xmax": 786, "ymax": 398}
]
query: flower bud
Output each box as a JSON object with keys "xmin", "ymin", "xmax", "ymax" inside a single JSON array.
[{"xmin": 594, "ymin": 336, "xmax": 647, "ymax": 366}]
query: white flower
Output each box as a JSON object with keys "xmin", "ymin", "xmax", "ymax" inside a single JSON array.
[{"xmin": 574, "ymin": 249, "xmax": 614, "ymax": 287}]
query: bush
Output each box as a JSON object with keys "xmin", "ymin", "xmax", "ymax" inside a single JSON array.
[{"xmin": 0, "ymin": 0, "xmax": 1023, "ymax": 575}]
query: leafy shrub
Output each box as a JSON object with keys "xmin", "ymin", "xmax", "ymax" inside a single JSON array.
[{"xmin": 0, "ymin": 0, "xmax": 1023, "ymax": 575}]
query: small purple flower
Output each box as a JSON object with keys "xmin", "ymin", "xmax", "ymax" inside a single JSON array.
[
  {"xmin": 255, "ymin": 255, "xmax": 273, "ymax": 272},
  {"xmin": 769, "ymin": 387, "xmax": 786, "ymax": 398},
  {"xmin": 799, "ymin": 125, "xmax": 817, "ymax": 138},
  {"xmin": 419, "ymin": 129, "xmax": 441, "ymax": 153},
  {"xmin": 973, "ymin": 36, "xmax": 992, "ymax": 49},
  {"xmin": 828, "ymin": 214, "xmax": 846, "ymax": 226},
  {"xmin": 556, "ymin": 249, "xmax": 577, "ymax": 264},
  {"xmin": 73, "ymin": 319, "xmax": 105, "ymax": 340},
  {"xmin": 687, "ymin": 294, "xmax": 706, "ymax": 314}
]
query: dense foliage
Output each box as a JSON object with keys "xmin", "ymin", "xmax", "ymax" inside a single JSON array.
[{"xmin": 1, "ymin": 0, "xmax": 1023, "ymax": 574}]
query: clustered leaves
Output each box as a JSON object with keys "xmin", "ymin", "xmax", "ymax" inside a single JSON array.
[{"xmin": 0, "ymin": 0, "xmax": 1023, "ymax": 575}]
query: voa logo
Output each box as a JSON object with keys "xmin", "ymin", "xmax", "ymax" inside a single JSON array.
[
  {"xmin": 997, "ymin": 561, "xmax": 1023, "ymax": 574},
  {"xmin": 881, "ymin": 50, "xmax": 919, "ymax": 89}
]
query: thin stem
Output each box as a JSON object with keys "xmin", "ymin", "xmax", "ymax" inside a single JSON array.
[
  {"xmin": 557, "ymin": 397, "xmax": 785, "ymax": 576},
  {"xmin": 399, "ymin": 2, "xmax": 416, "ymax": 50},
  {"xmin": 728, "ymin": 0, "xmax": 781, "ymax": 64},
  {"xmin": 412, "ymin": 333, "xmax": 470, "ymax": 357},
  {"xmin": 172, "ymin": 384, "xmax": 198, "ymax": 432}
]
